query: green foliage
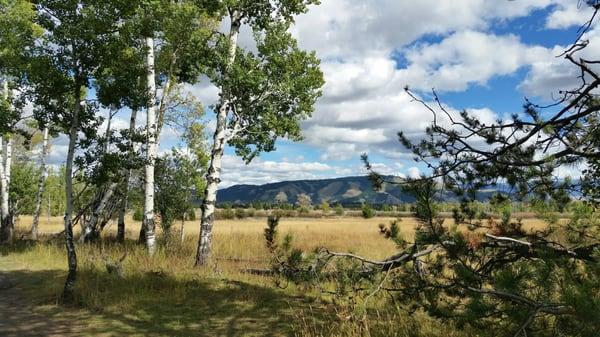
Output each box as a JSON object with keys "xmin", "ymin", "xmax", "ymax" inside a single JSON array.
[
  {"xmin": 319, "ymin": 201, "xmax": 330, "ymax": 214},
  {"xmin": 361, "ymin": 203, "xmax": 374, "ymax": 219},
  {"xmin": 380, "ymin": 204, "xmax": 393, "ymax": 212},
  {"xmin": 334, "ymin": 204, "xmax": 344, "ymax": 216},
  {"xmin": 264, "ymin": 215, "xmax": 280, "ymax": 253},
  {"xmin": 155, "ymin": 150, "xmax": 206, "ymax": 234},
  {"xmin": 531, "ymin": 198, "xmax": 560, "ymax": 226},
  {"xmin": 202, "ymin": 1, "xmax": 324, "ymax": 163},
  {"xmin": 224, "ymin": 23, "xmax": 323, "ymax": 161},
  {"xmin": 0, "ymin": 0, "xmax": 42, "ymax": 134},
  {"xmin": 42, "ymin": 167, "xmax": 65, "ymax": 217},
  {"xmin": 378, "ymin": 219, "xmax": 406, "ymax": 248},
  {"xmin": 273, "ymin": 208, "xmax": 296, "ymax": 218},
  {"xmin": 297, "ymin": 206, "xmax": 310, "ymax": 215},
  {"xmin": 219, "ymin": 205, "xmax": 235, "ymax": 220},
  {"xmin": 9, "ymin": 160, "xmax": 39, "ymax": 215},
  {"xmin": 132, "ymin": 207, "xmax": 144, "ymax": 222},
  {"xmin": 235, "ymin": 208, "xmax": 247, "ymax": 219}
]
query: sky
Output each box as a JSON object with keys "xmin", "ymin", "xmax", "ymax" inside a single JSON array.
[{"xmin": 45, "ymin": 0, "xmax": 600, "ymax": 187}]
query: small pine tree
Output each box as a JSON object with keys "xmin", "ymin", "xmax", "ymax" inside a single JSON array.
[{"xmin": 361, "ymin": 203, "xmax": 374, "ymax": 219}]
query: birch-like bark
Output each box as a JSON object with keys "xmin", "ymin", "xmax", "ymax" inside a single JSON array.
[
  {"xmin": 0, "ymin": 136, "xmax": 4, "ymax": 234},
  {"xmin": 31, "ymin": 126, "xmax": 50, "ymax": 240},
  {"xmin": 195, "ymin": 11, "xmax": 241, "ymax": 266},
  {"xmin": 143, "ymin": 36, "xmax": 158, "ymax": 256},
  {"xmin": 1, "ymin": 138, "xmax": 10, "ymax": 242},
  {"xmin": 180, "ymin": 213, "xmax": 185, "ymax": 244},
  {"xmin": 117, "ymin": 109, "xmax": 137, "ymax": 242},
  {"xmin": 63, "ymin": 86, "xmax": 81, "ymax": 301},
  {"xmin": 139, "ymin": 47, "xmax": 175, "ymax": 243},
  {"xmin": 0, "ymin": 79, "xmax": 12, "ymax": 241},
  {"xmin": 0, "ymin": 79, "xmax": 6, "ymax": 230}
]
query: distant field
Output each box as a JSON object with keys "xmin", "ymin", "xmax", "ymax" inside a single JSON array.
[{"xmin": 15, "ymin": 214, "xmax": 550, "ymax": 261}]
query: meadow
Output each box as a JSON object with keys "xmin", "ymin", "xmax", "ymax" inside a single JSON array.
[{"xmin": 0, "ymin": 214, "xmax": 552, "ymax": 337}]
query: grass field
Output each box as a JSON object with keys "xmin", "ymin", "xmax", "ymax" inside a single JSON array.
[{"xmin": 0, "ymin": 215, "xmax": 550, "ymax": 336}]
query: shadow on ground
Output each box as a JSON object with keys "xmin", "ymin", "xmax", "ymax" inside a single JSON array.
[{"xmin": 0, "ymin": 242, "xmax": 327, "ymax": 337}]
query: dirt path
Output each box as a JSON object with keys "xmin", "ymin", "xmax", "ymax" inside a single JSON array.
[{"xmin": 0, "ymin": 270, "xmax": 78, "ymax": 337}]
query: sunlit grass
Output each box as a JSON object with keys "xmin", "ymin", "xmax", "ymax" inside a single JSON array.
[{"xmin": 2, "ymin": 214, "xmax": 551, "ymax": 336}]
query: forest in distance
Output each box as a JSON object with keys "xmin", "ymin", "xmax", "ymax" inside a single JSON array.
[{"xmin": 1, "ymin": 1, "xmax": 600, "ymax": 337}]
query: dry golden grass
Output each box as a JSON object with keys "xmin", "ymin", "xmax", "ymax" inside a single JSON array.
[
  {"xmin": 2, "ymin": 214, "xmax": 551, "ymax": 336},
  {"xmin": 15, "ymin": 215, "xmax": 409, "ymax": 260},
  {"xmin": 15, "ymin": 214, "xmax": 550, "ymax": 260}
]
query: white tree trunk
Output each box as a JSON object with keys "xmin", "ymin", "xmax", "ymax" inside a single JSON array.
[
  {"xmin": 180, "ymin": 213, "xmax": 185, "ymax": 244},
  {"xmin": 143, "ymin": 36, "xmax": 158, "ymax": 256},
  {"xmin": 0, "ymin": 136, "xmax": 4, "ymax": 234},
  {"xmin": 1, "ymin": 79, "xmax": 12, "ymax": 241},
  {"xmin": 31, "ymin": 126, "xmax": 50, "ymax": 239},
  {"xmin": 195, "ymin": 12, "xmax": 241, "ymax": 266},
  {"xmin": 117, "ymin": 109, "xmax": 137, "ymax": 242},
  {"xmin": 0, "ymin": 79, "xmax": 6, "ymax": 230}
]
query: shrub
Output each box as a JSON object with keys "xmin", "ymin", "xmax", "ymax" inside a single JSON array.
[
  {"xmin": 133, "ymin": 207, "xmax": 144, "ymax": 221},
  {"xmin": 334, "ymin": 204, "xmax": 344, "ymax": 216},
  {"xmin": 220, "ymin": 208, "xmax": 235, "ymax": 220},
  {"xmin": 298, "ymin": 207, "xmax": 310, "ymax": 215},
  {"xmin": 320, "ymin": 201, "xmax": 330, "ymax": 214},
  {"xmin": 235, "ymin": 208, "xmax": 247, "ymax": 219},
  {"xmin": 361, "ymin": 203, "xmax": 375, "ymax": 219}
]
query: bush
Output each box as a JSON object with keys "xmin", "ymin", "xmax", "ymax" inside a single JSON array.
[
  {"xmin": 220, "ymin": 208, "xmax": 235, "ymax": 220},
  {"xmin": 320, "ymin": 201, "xmax": 330, "ymax": 214},
  {"xmin": 334, "ymin": 204, "xmax": 344, "ymax": 216},
  {"xmin": 361, "ymin": 203, "xmax": 375, "ymax": 219},
  {"xmin": 133, "ymin": 207, "xmax": 144, "ymax": 221},
  {"xmin": 274, "ymin": 208, "xmax": 296, "ymax": 218},
  {"xmin": 235, "ymin": 208, "xmax": 247, "ymax": 219}
]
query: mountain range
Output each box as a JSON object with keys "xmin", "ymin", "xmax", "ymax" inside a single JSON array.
[{"xmin": 217, "ymin": 175, "xmax": 493, "ymax": 206}]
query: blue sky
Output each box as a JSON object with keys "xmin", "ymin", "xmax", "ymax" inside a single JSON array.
[{"xmin": 46, "ymin": 1, "xmax": 598, "ymax": 187}]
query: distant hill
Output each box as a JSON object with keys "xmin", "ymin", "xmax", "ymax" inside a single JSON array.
[{"xmin": 217, "ymin": 175, "xmax": 494, "ymax": 206}]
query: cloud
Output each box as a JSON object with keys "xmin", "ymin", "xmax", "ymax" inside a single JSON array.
[
  {"xmin": 407, "ymin": 167, "xmax": 421, "ymax": 179},
  {"xmin": 183, "ymin": 79, "xmax": 219, "ymax": 108},
  {"xmin": 293, "ymin": 0, "xmax": 556, "ymax": 59},
  {"xmin": 291, "ymin": 1, "xmax": 598, "ymax": 166},
  {"xmin": 520, "ymin": 27, "xmax": 600, "ymax": 98},
  {"xmin": 218, "ymin": 155, "xmax": 357, "ymax": 187},
  {"xmin": 397, "ymin": 31, "xmax": 552, "ymax": 92},
  {"xmin": 545, "ymin": 1, "xmax": 596, "ymax": 29}
]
